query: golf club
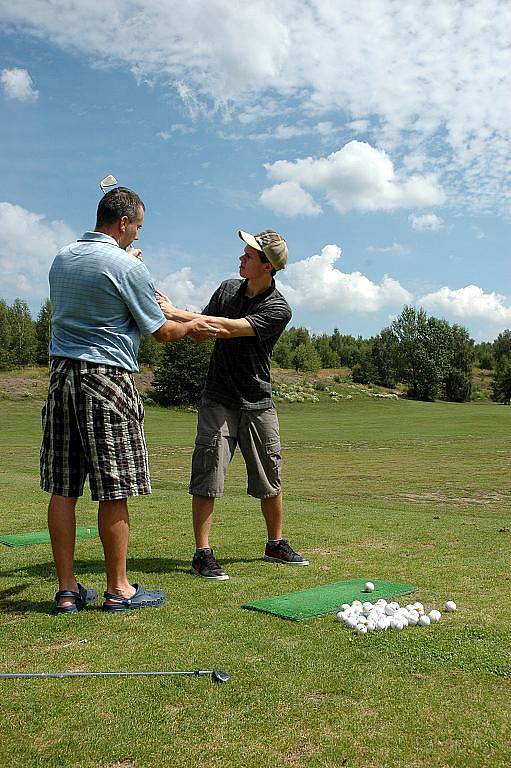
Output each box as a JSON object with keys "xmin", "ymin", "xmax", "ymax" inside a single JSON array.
[
  {"xmin": 99, "ymin": 174, "xmax": 118, "ymax": 194},
  {"xmin": 0, "ymin": 669, "xmax": 230, "ymax": 683}
]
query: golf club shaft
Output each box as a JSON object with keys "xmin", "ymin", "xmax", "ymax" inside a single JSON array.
[{"xmin": 0, "ymin": 670, "xmax": 214, "ymax": 679}]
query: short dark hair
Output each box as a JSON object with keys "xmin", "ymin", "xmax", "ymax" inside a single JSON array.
[
  {"xmin": 96, "ymin": 187, "xmax": 145, "ymax": 227},
  {"xmin": 259, "ymin": 252, "xmax": 276, "ymax": 277}
]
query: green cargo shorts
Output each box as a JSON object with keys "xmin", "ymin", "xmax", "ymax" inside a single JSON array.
[{"xmin": 189, "ymin": 398, "xmax": 282, "ymax": 499}]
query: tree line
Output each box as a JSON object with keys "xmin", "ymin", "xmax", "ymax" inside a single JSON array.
[{"xmin": 1, "ymin": 297, "xmax": 511, "ymax": 404}]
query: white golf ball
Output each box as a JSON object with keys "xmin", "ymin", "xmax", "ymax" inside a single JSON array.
[
  {"xmin": 445, "ymin": 600, "xmax": 457, "ymax": 612},
  {"xmin": 375, "ymin": 598, "xmax": 387, "ymax": 607},
  {"xmin": 384, "ymin": 604, "xmax": 396, "ymax": 616},
  {"xmin": 376, "ymin": 618, "xmax": 388, "ymax": 631},
  {"xmin": 413, "ymin": 602, "xmax": 424, "ymax": 614},
  {"xmin": 346, "ymin": 618, "xmax": 358, "ymax": 630},
  {"xmin": 407, "ymin": 611, "xmax": 419, "ymax": 626},
  {"xmin": 362, "ymin": 601, "xmax": 374, "ymax": 614},
  {"xmin": 355, "ymin": 624, "xmax": 368, "ymax": 635},
  {"xmin": 366, "ymin": 619, "xmax": 376, "ymax": 632},
  {"xmin": 419, "ymin": 615, "xmax": 431, "ymax": 627},
  {"xmin": 364, "ymin": 581, "xmax": 375, "ymax": 593},
  {"xmin": 341, "ymin": 603, "xmax": 351, "ymax": 612},
  {"xmin": 336, "ymin": 611, "xmax": 345, "ymax": 622},
  {"xmin": 391, "ymin": 619, "xmax": 404, "ymax": 631},
  {"xmin": 428, "ymin": 610, "xmax": 441, "ymax": 623}
]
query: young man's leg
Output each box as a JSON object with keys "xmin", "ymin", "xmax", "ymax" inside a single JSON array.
[
  {"xmin": 261, "ymin": 492, "xmax": 283, "ymax": 540},
  {"xmin": 189, "ymin": 400, "xmax": 234, "ymax": 580},
  {"xmin": 240, "ymin": 408, "xmax": 309, "ymax": 566},
  {"xmin": 192, "ymin": 495, "xmax": 215, "ymax": 548},
  {"xmin": 190, "ymin": 495, "xmax": 229, "ymax": 580},
  {"xmin": 48, "ymin": 494, "xmax": 79, "ymax": 608}
]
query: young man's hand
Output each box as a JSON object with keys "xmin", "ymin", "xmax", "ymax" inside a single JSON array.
[
  {"xmin": 127, "ymin": 247, "xmax": 143, "ymax": 261},
  {"xmin": 155, "ymin": 289, "xmax": 174, "ymax": 316}
]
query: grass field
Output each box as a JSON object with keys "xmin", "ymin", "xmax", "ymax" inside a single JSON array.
[{"xmin": 0, "ymin": 394, "xmax": 510, "ymax": 767}]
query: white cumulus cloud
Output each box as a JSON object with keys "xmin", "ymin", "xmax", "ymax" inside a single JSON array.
[
  {"xmin": 1, "ymin": 2, "xmax": 510, "ymax": 209},
  {"xmin": 409, "ymin": 213, "xmax": 444, "ymax": 231},
  {"xmin": 264, "ymin": 141, "xmax": 445, "ymax": 214},
  {"xmin": 260, "ymin": 181, "xmax": 322, "ymax": 217},
  {"xmin": 0, "ymin": 202, "xmax": 74, "ymax": 301},
  {"xmin": 0, "ymin": 67, "xmax": 38, "ymax": 101},
  {"xmin": 277, "ymin": 244, "xmax": 412, "ymax": 312},
  {"xmin": 157, "ymin": 267, "xmax": 216, "ymax": 312},
  {"xmin": 419, "ymin": 285, "xmax": 511, "ymax": 325}
]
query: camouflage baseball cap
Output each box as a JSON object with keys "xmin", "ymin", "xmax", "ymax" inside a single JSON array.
[{"xmin": 238, "ymin": 229, "xmax": 288, "ymax": 271}]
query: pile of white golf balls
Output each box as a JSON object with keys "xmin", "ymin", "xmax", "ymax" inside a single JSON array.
[{"xmin": 336, "ymin": 599, "xmax": 456, "ymax": 635}]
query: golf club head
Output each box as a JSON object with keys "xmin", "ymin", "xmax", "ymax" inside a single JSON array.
[
  {"xmin": 99, "ymin": 175, "xmax": 118, "ymax": 194},
  {"xmin": 211, "ymin": 669, "xmax": 230, "ymax": 684}
]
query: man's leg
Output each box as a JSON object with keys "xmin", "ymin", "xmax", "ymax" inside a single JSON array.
[
  {"xmin": 189, "ymin": 400, "xmax": 235, "ymax": 580},
  {"xmin": 192, "ymin": 495, "xmax": 215, "ymax": 548},
  {"xmin": 48, "ymin": 494, "xmax": 79, "ymax": 608},
  {"xmin": 261, "ymin": 492, "xmax": 283, "ymax": 540},
  {"xmin": 239, "ymin": 408, "xmax": 309, "ymax": 566},
  {"xmin": 98, "ymin": 498, "xmax": 136, "ymax": 599},
  {"xmin": 190, "ymin": 495, "xmax": 229, "ymax": 580}
]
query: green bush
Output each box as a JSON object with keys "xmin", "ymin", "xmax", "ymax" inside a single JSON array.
[{"xmin": 152, "ymin": 338, "xmax": 214, "ymax": 407}]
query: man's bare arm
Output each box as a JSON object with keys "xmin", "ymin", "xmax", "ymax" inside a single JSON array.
[
  {"xmin": 156, "ymin": 290, "xmax": 256, "ymax": 339},
  {"xmin": 152, "ymin": 316, "xmax": 220, "ymax": 343}
]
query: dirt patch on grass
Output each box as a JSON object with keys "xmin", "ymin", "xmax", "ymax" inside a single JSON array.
[
  {"xmin": 283, "ymin": 734, "xmax": 319, "ymax": 766},
  {"xmin": 402, "ymin": 490, "xmax": 509, "ymax": 505},
  {"xmin": 0, "ymin": 369, "xmax": 154, "ymax": 400},
  {"xmin": 0, "ymin": 375, "xmax": 49, "ymax": 401}
]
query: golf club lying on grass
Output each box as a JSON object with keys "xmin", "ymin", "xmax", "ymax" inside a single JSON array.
[
  {"xmin": 0, "ymin": 669, "xmax": 230, "ymax": 684},
  {"xmin": 99, "ymin": 174, "xmax": 118, "ymax": 194}
]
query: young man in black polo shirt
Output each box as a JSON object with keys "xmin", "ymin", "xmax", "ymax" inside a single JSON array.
[{"xmin": 156, "ymin": 229, "xmax": 308, "ymax": 580}]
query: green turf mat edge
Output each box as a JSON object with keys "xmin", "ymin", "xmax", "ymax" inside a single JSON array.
[{"xmin": 0, "ymin": 526, "xmax": 99, "ymax": 547}]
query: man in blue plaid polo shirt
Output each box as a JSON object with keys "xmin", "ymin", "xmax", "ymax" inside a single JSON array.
[
  {"xmin": 42, "ymin": 188, "xmax": 218, "ymax": 612},
  {"xmin": 156, "ymin": 229, "xmax": 309, "ymax": 580}
]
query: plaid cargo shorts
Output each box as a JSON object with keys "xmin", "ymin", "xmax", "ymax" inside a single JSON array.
[{"xmin": 40, "ymin": 358, "xmax": 151, "ymax": 501}]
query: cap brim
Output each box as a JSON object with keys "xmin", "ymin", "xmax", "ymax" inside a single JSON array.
[{"xmin": 238, "ymin": 230, "xmax": 263, "ymax": 252}]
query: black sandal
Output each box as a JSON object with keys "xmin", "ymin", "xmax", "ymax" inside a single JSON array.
[{"xmin": 53, "ymin": 583, "xmax": 98, "ymax": 614}]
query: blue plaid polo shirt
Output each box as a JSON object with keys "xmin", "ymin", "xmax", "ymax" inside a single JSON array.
[{"xmin": 49, "ymin": 231, "xmax": 166, "ymax": 372}]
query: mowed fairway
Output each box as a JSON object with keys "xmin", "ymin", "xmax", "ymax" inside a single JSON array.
[{"xmin": 0, "ymin": 396, "xmax": 510, "ymax": 768}]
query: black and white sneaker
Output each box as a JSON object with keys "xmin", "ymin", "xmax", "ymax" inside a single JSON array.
[
  {"xmin": 191, "ymin": 548, "xmax": 229, "ymax": 580},
  {"xmin": 264, "ymin": 539, "xmax": 309, "ymax": 565}
]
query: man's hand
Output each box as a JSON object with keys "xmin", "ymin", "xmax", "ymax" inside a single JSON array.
[
  {"xmin": 186, "ymin": 316, "xmax": 220, "ymax": 340},
  {"xmin": 127, "ymin": 247, "xmax": 143, "ymax": 261},
  {"xmin": 155, "ymin": 289, "xmax": 174, "ymax": 317}
]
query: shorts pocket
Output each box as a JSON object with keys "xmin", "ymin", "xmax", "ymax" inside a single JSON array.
[
  {"xmin": 80, "ymin": 372, "xmax": 141, "ymax": 422},
  {"xmin": 192, "ymin": 432, "xmax": 220, "ymax": 474},
  {"xmin": 265, "ymin": 438, "xmax": 282, "ymax": 479}
]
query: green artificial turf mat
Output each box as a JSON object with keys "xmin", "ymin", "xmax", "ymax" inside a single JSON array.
[
  {"xmin": 0, "ymin": 526, "xmax": 99, "ymax": 548},
  {"xmin": 242, "ymin": 579, "xmax": 418, "ymax": 621}
]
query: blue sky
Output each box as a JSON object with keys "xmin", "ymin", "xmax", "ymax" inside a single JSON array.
[{"xmin": 0, "ymin": 1, "xmax": 509, "ymax": 341}]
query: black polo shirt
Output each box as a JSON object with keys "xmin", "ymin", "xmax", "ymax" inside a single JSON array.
[{"xmin": 202, "ymin": 278, "xmax": 292, "ymax": 410}]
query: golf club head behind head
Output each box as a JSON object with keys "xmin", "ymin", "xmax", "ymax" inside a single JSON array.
[
  {"xmin": 211, "ymin": 669, "xmax": 230, "ymax": 684},
  {"xmin": 99, "ymin": 175, "xmax": 118, "ymax": 194}
]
